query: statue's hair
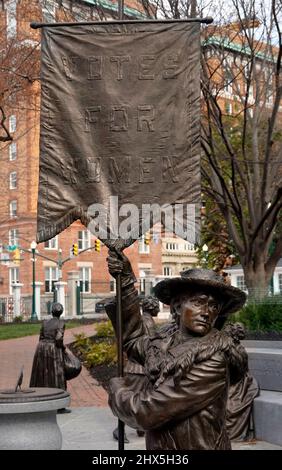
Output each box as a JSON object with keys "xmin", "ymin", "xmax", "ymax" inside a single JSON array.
[
  {"xmin": 51, "ymin": 302, "xmax": 64, "ymax": 317},
  {"xmin": 141, "ymin": 296, "xmax": 159, "ymax": 312}
]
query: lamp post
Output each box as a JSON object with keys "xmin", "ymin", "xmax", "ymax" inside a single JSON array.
[
  {"xmin": 30, "ymin": 240, "xmax": 38, "ymax": 321},
  {"xmin": 202, "ymin": 244, "xmax": 209, "ymax": 268}
]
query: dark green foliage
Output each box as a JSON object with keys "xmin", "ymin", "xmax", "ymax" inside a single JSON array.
[
  {"xmin": 14, "ymin": 316, "xmax": 23, "ymax": 323},
  {"xmin": 235, "ymin": 295, "xmax": 282, "ymax": 331}
]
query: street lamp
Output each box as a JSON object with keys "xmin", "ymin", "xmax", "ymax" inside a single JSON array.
[
  {"xmin": 202, "ymin": 244, "xmax": 209, "ymax": 268},
  {"xmin": 30, "ymin": 240, "xmax": 38, "ymax": 321}
]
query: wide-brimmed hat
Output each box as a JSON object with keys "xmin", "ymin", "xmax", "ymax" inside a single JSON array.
[{"xmin": 153, "ymin": 268, "xmax": 246, "ymax": 316}]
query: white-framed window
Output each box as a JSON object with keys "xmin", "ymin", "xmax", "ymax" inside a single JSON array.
[
  {"xmin": 110, "ymin": 279, "xmax": 115, "ymax": 293},
  {"xmin": 9, "ymin": 142, "xmax": 17, "ymax": 161},
  {"xmin": 278, "ymin": 274, "xmax": 282, "ymax": 294},
  {"xmin": 44, "ymin": 236, "xmax": 58, "ymax": 250},
  {"xmin": 6, "ymin": 1, "xmax": 17, "ymax": 39},
  {"xmin": 163, "ymin": 266, "xmax": 172, "ymax": 276},
  {"xmin": 9, "ymin": 267, "xmax": 19, "ymax": 295},
  {"xmin": 236, "ymin": 275, "xmax": 246, "ymax": 291},
  {"xmin": 166, "ymin": 242, "xmax": 178, "ymax": 251},
  {"xmin": 266, "ymin": 84, "xmax": 273, "ymax": 105},
  {"xmin": 9, "ymin": 200, "xmax": 17, "ymax": 218},
  {"xmin": 224, "ymin": 69, "xmax": 233, "ymax": 95},
  {"xmin": 78, "ymin": 230, "xmax": 90, "ymax": 250},
  {"xmin": 79, "ymin": 267, "xmax": 91, "ymax": 293},
  {"xmin": 138, "ymin": 235, "xmax": 150, "ymax": 254},
  {"xmin": 9, "ymin": 228, "xmax": 19, "ymax": 246},
  {"xmin": 45, "ymin": 267, "xmax": 58, "ymax": 293},
  {"xmin": 9, "ymin": 171, "xmax": 17, "ymax": 189},
  {"xmin": 9, "ymin": 115, "xmax": 17, "ymax": 133},
  {"xmin": 225, "ymin": 102, "xmax": 232, "ymax": 115},
  {"xmin": 42, "ymin": 0, "xmax": 56, "ymax": 23},
  {"xmin": 184, "ymin": 243, "xmax": 195, "ymax": 251}
]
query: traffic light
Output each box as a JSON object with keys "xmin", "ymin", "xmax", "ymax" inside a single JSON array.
[
  {"xmin": 94, "ymin": 239, "xmax": 101, "ymax": 252},
  {"xmin": 144, "ymin": 233, "xmax": 150, "ymax": 245},
  {"xmin": 13, "ymin": 248, "xmax": 21, "ymax": 265},
  {"xmin": 72, "ymin": 243, "xmax": 79, "ymax": 256}
]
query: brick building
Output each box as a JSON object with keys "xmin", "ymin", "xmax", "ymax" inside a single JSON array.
[
  {"xmin": 0, "ymin": 0, "xmax": 165, "ymax": 317},
  {"xmin": 2, "ymin": 4, "xmax": 278, "ymax": 317}
]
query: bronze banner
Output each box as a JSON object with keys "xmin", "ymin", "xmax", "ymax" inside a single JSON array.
[{"xmin": 37, "ymin": 22, "xmax": 201, "ymax": 244}]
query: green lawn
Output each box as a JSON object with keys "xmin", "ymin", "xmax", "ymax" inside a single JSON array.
[{"xmin": 0, "ymin": 321, "xmax": 83, "ymax": 341}]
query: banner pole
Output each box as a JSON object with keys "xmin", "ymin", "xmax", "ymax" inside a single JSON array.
[
  {"xmin": 116, "ymin": 271, "xmax": 125, "ymax": 450},
  {"xmin": 30, "ymin": 17, "xmax": 213, "ymax": 29},
  {"xmin": 117, "ymin": 0, "xmax": 125, "ymax": 453},
  {"xmin": 118, "ymin": 0, "xmax": 124, "ymax": 21}
]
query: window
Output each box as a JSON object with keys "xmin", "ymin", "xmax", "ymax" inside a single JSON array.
[
  {"xmin": 9, "ymin": 115, "xmax": 17, "ymax": 133},
  {"xmin": 9, "ymin": 172, "xmax": 17, "ymax": 189},
  {"xmin": 224, "ymin": 70, "xmax": 233, "ymax": 95},
  {"xmin": 45, "ymin": 267, "xmax": 58, "ymax": 293},
  {"xmin": 163, "ymin": 266, "xmax": 172, "ymax": 276},
  {"xmin": 9, "ymin": 200, "xmax": 17, "ymax": 218},
  {"xmin": 166, "ymin": 242, "xmax": 178, "ymax": 251},
  {"xmin": 266, "ymin": 85, "xmax": 273, "ymax": 105},
  {"xmin": 9, "ymin": 228, "xmax": 19, "ymax": 246},
  {"xmin": 9, "ymin": 142, "xmax": 17, "ymax": 161},
  {"xmin": 6, "ymin": 1, "xmax": 17, "ymax": 39},
  {"xmin": 44, "ymin": 236, "xmax": 58, "ymax": 250},
  {"xmin": 138, "ymin": 235, "xmax": 150, "ymax": 254},
  {"xmin": 78, "ymin": 230, "xmax": 90, "ymax": 250},
  {"xmin": 184, "ymin": 243, "xmax": 195, "ymax": 251},
  {"xmin": 225, "ymin": 102, "xmax": 232, "ymax": 115},
  {"xmin": 279, "ymin": 274, "xmax": 282, "ymax": 294},
  {"xmin": 79, "ymin": 267, "xmax": 91, "ymax": 293},
  {"xmin": 42, "ymin": 0, "xmax": 56, "ymax": 22},
  {"xmin": 236, "ymin": 275, "xmax": 246, "ymax": 291},
  {"xmin": 139, "ymin": 277, "xmax": 146, "ymax": 294},
  {"xmin": 9, "ymin": 267, "xmax": 19, "ymax": 295}
]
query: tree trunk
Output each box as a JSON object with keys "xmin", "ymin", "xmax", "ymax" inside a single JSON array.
[{"xmin": 243, "ymin": 262, "xmax": 273, "ymax": 301}]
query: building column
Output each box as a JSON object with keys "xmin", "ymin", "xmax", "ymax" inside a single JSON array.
[
  {"xmin": 53, "ymin": 281, "xmax": 67, "ymax": 316},
  {"xmin": 33, "ymin": 282, "xmax": 43, "ymax": 320},
  {"xmin": 11, "ymin": 282, "xmax": 24, "ymax": 318},
  {"xmin": 67, "ymin": 271, "xmax": 80, "ymax": 317},
  {"xmin": 273, "ymin": 273, "xmax": 279, "ymax": 294}
]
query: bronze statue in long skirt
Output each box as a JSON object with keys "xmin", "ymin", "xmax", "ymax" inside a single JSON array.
[
  {"xmin": 225, "ymin": 323, "xmax": 259, "ymax": 440},
  {"xmin": 30, "ymin": 303, "xmax": 66, "ymax": 390}
]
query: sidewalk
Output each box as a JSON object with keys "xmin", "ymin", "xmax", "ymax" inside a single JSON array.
[
  {"xmin": 0, "ymin": 323, "xmax": 108, "ymax": 407},
  {"xmin": 58, "ymin": 407, "xmax": 282, "ymax": 450},
  {"xmin": 0, "ymin": 325, "xmax": 281, "ymax": 450}
]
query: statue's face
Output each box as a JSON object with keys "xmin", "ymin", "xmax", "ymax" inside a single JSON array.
[{"xmin": 180, "ymin": 292, "xmax": 220, "ymax": 336}]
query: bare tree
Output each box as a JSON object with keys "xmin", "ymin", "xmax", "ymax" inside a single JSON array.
[
  {"xmin": 139, "ymin": 0, "xmax": 282, "ymax": 298},
  {"xmin": 201, "ymin": 0, "xmax": 282, "ymax": 298}
]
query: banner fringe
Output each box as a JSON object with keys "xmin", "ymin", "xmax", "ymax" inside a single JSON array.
[{"xmin": 36, "ymin": 207, "xmax": 89, "ymax": 243}]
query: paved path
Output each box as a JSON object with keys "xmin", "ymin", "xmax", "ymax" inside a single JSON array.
[
  {"xmin": 0, "ymin": 324, "xmax": 108, "ymax": 407},
  {"xmin": 1, "ymin": 325, "xmax": 281, "ymax": 451}
]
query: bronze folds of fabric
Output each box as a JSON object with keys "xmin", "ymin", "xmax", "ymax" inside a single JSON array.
[{"xmin": 37, "ymin": 22, "xmax": 201, "ymax": 243}]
